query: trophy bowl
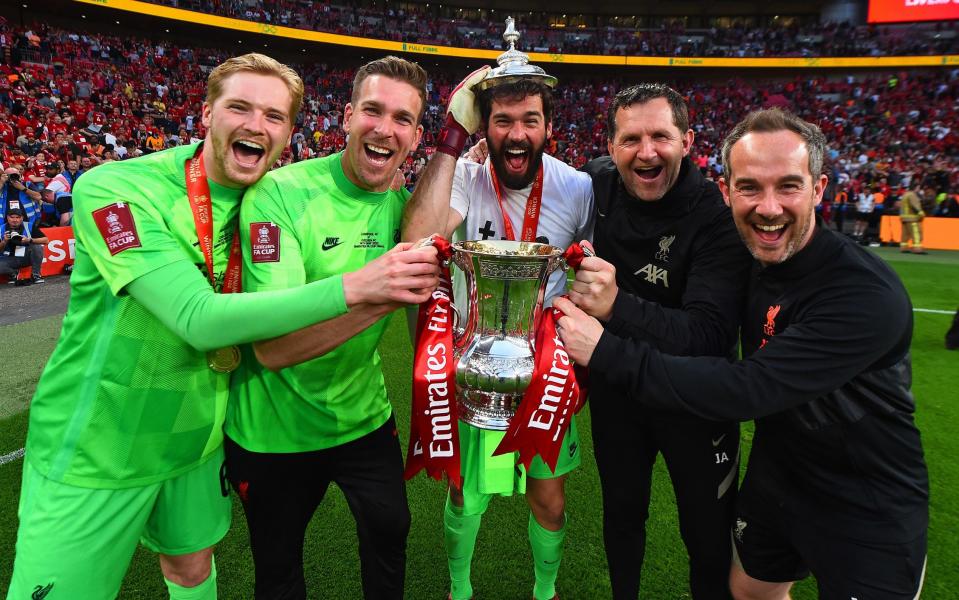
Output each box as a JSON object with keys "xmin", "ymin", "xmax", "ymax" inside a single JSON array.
[{"xmin": 451, "ymin": 240, "xmax": 565, "ymax": 430}]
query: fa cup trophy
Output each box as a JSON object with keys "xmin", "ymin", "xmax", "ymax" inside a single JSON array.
[
  {"xmin": 451, "ymin": 239, "xmax": 566, "ymax": 430},
  {"xmin": 407, "ymin": 19, "xmax": 584, "ymax": 486},
  {"xmin": 453, "ymin": 18, "xmax": 562, "ymax": 430}
]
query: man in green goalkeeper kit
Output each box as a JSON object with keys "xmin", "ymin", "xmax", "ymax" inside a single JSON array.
[
  {"xmin": 224, "ymin": 56, "xmax": 434, "ymax": 599},
  {"xmin": 7, "ymin": 53, "xmax": 438, "ymax": 600}
]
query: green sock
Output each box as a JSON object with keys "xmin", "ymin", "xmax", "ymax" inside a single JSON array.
[
  {"xmin": 445, "ymin": 494, "xmax": 482, "ymax": 600},
  {"xmin": 528, "ymin": 512, "xmax": 566, "ymax": 600},
  {"xmin": 164, "ymin": 556, "xmax": 217, "ymax": 600}
]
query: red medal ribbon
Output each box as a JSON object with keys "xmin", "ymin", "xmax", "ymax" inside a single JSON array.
[
  {"xmin": 405, "ymin": 235, "xmax": 462, "ymax": 488},
  {"xmin": 491, "ymin": 242, "xmax": 590, "ymax": 472},
  {"xmin": 488, "ymin": 162, "xmax": 544, "ymax": 242},
  {"xmin": 185, "ymin": 145, "xmax": 242, "ymax": 293}
]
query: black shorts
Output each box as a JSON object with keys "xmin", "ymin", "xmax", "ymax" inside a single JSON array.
[
  {"xmin": 855, "ymin": 211, "xmax": 872, "ymax": 221},
  {"xmin": 224, "ymin": 416, "xmax": 410, "ymax": 599},
  {"xmin": 733, "ymin": 489, "xmax": 926, "ymax": 599}
]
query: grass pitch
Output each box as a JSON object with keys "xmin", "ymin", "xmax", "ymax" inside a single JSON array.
[{"xmin": 0, "ymin": 247, "xmax": 956, "ymax": 598}]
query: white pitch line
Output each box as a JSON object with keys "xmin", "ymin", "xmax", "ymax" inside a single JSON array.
[
  {"xmin": 0, "ymin": 447, "xmax": 24, "ymax": 466},
  {"xmin": 914, "ymin": 308, "xmax": 955, "ymax": 315}
]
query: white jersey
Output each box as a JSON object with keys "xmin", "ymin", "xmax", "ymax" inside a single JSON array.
[{"xmin": 450, "ymin": 153, "xmax": 594, "ymax": 303}]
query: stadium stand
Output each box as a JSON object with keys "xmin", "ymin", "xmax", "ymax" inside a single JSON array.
[
  {"xmin": 1, "ymin": 18, "xmax": 956, "ymax": 229},
  {"xmin": 148, "ymin": 0, "xmax": 959, "ymax": 57}
]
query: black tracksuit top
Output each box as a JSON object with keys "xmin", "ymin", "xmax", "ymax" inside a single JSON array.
[
  {"xmin": 591, "ymin": 217, "xmax": 929, "ymax": 542},
  {"xmin": 583, "ymin": 156, "xmax": 752, "ymax": 359}
]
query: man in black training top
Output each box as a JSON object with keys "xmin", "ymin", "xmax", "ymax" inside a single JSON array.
[
  {"xmin": 557, "ymin": 108, "xmax": 929, "ymax": 600},
  {"xmin": 572, "ymin": 83, "xmax": 751, "ymax": 599}
]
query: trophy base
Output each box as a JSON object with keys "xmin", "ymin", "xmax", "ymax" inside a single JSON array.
[{"xmin": 457, "ymin": 390, "xmax": 521, "ymax": 431}]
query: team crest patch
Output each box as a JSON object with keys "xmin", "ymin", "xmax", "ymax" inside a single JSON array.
[
  {"xmin": 250, "ymin": 222, "xmax": 281, "ymax": 263},
  {"xmin": 656, "ymin": 235, "xmax": 676, "ymax": 261},
  {"xmin": 92, "ymin": 202, "xmax": 141, "ymax": 255},
  {"xmin": 763, "ymin": 304, "xmax": 781, "ymax": 337}
]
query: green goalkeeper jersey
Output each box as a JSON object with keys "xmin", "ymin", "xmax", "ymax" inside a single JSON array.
[
  {"xmin": 26, "ymin": 143, "xmax": 242, "ymax": 488},
  {"xmin": 225, "ymin": 152, "xmax": 407, "ymax": 453}
]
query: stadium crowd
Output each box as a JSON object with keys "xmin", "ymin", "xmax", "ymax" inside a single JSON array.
[
  {"xmin": 2, "ymin": 19, "xmax": 958, "ymax": 236},
  {"xmin": 155, "ymin": 0, "xmax": 959, "ymax": 57}
]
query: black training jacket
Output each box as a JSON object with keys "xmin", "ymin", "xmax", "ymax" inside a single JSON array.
[
  {"xmin": 591, "ymin": 221, "xmax": 929, "ymax": 541},
  {"xmin": 583, "ymin": 156, "xmax": 752, "ymax": 358}
]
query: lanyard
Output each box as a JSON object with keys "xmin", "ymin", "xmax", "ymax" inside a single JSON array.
[
  {"xmin": 185, "ymin": 145, "xmax": 242, "ymax": 293},
  {"xmin": 488, "ymin": 161, "xmax": 544, "ymax": 242}
]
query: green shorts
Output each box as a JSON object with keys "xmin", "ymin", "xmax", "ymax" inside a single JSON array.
[
  {"xmin": 8, "ymin": 449, "xmax": 230, "ymax": 600},
  {"xmin": 458, "ymin": 417, "xmax": 580, "ymax": 515}
]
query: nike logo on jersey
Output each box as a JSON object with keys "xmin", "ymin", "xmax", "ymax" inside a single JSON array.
[
  {"xmin": 635, "ymin": 263, "xmax": 669, "ymax": 288},
  {"xmin": 322, "ymin": 237, "xmax": 343, "ymax": 251},
  {"xmin": 712, "ymin": 434, "xmax": 726, "ymax": 447}
]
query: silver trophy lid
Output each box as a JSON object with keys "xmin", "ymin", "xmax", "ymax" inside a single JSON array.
[{"xmin": 473, "ymin": 17, "xmax": 558, "ymax": 92}]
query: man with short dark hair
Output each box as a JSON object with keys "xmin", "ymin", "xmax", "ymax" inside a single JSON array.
[
  {"xmin": 62, "ymin": 159, "xmax": 81, "ymax": 187},
  {"xmin": 404, "ymin": 63, "xmax": 593, "ymax": 600},
  {"xmin": 224, "ymin": 55, "xmax": 438, "ymax": 599},
  {"xmin": 555, "ymin": 108, "xmax": 929, "ymax": 600},
  {"xmin": 570, "ymin": 83, "xmax": 750, "ymax": 599},
  {"xmin": 0, "ymin": 208, "xmax": 47, "ymax": 284}
]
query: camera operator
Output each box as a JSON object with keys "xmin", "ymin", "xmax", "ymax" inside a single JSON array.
[
  {"xmin": 0, "ymin": 208, "xmax": 48, "ymax": 284},
  {"xmin": 1, "ymin": 167, "xmax": 42, "ymax": 226}
]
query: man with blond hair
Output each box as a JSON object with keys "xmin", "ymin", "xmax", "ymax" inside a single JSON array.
[{"xmin": 8, "ymin": 53, "xmax": 438, "ymax": 600}]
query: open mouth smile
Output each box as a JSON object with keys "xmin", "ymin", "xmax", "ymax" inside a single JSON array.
[
  {"xmin": 505, "ymin": 146, "xmax": 530, "ymax": 172},
  {"xmin": 634, "ymin": 165, "xmax": 664, "ymax": 181},
  {"xmin": 364, "ymin": 142, "xmax": 395, "ymax": 166},
  {"xmin": 752, "ymin": 222, "xmax": 789, "ymax": 244},
  {"xmin": 231, "ymin": 139, "xmax": 266, "ymax": 169}
]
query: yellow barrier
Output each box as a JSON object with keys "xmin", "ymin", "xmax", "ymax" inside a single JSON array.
[
  {"xmin": 74, "ymin": 0, "xmax": 959, "ymax": 68},
  {"xmin": 880, "ymin": 216, "xmax": 959, "ymax": 251}
]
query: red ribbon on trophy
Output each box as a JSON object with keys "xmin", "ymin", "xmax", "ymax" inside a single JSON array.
[
  {"xmin": 562, "ymin": 242, "xmax": 591, "ymax": 406},
  {"xmin": 491, "ymin": 242, "xmax": 590, "ymax": 472},
  {"xmin": 404, "ymin": 235, "xmax": 462, "ymax": 488}
]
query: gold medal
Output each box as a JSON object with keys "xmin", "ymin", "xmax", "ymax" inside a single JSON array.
[{"xmin": 207, "ymin": 345, "xmax": 241, "ymax": 373}]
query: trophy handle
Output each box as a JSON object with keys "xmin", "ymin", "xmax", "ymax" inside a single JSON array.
[
  {"xmin": 450, "ymin": 301, "xmax": 465, "ymax": 345},
  {"xmin": 450, "ymin": 249, "xmax": 475, "ymax": 350}
]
